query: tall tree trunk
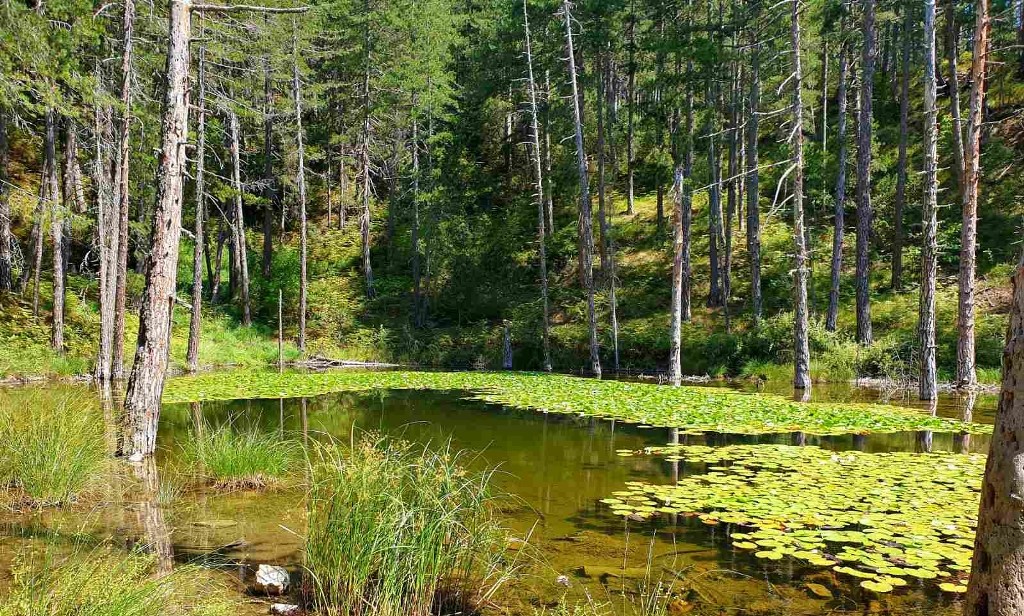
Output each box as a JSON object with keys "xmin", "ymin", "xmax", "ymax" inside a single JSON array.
[
  {"xmin": 596, "ymin": 55, "xmax": 610, "ymax": 275},
  {"xmin": 892, "ymin": 4, "xmax": 911, "ymax": 292},
  {"xmin": 292, "ymin": 19, "xmax": 308, "ymax": 354},
  {"xmin": 724, "ymin": 58, "xmax": 739, "ymax": 332},
  {"xmin": 706, "ymin": 101, "xmax": 723, "ymax": 308},
  {"xmin": 964, "ymin": 251, "xmax": 1024, "ymax": 614},
  {"xmin": 919, "ymin": 0, "xmax": 939, "ymax": 401},
  {"xmin": 122, "ymin": 0, "xmax": 192, "ymax": 458},
  {"xmin": 262, "ymin": 41, "xmax": 275, "ymax": 279},
  {"xmin": 0, "ymin": 105, "xmax": 12, "ymax": 292},
  {"xmin": 359, "ymin": 0, "xmax": 375, "ymax": 299},
  {"xmin": 957, "ymin": 0, "xmax": 990, "ymax": 389},
  {"xmin": 49, "ymin": 112, "xmax": 64, "ymax": 353},
  {"xmin": 30, "ymin": 166, "xmax": 45, "ymax": 312},
  {"xmin": 827, "ymin": 31, "xmax": 850, "ymax": 332},
  {"xmin": 210, "ymin": 224, "xmax": 225, "ymax": 304},
  {"xmin": 746, "ymin": 21, "xmax": 762, "ymax": 324},
  {"xmin": 95, "ymin": 73, "xmax": 118, "ymax": 381},
  {"xmin": 543, "ymin": 70, "xmax": 555, "ymax": 235},
  {"xmin": 112, "ymin": 0, "xmax": 135, "ymax": 381},
  {"xmin": 187, "ymin": 26, "xmax": 207, "ymax": 374},
  {"xmin": 682, "ymin": 55, "xmax": 694, "ymax": 325},
  {"xmin": 524, "ymin": 0, "xmax": 552, "ymax": 372},
  {"xmin": 791, "ymin": 0, "xmax": 810, "ymax": 390},
  {"xmin": 562, "ymin": 0, "xmax": 600, "ymax": 378},
  {"xmin": 411, "ymin": 116, "xmax": 423, "ymax": 326},
  {"xmin": 228, "ymin": 111, "xmax": 252, "ymax": 326},
  {"xmin": 855, "ymin": 0, "xmax": 876, "ymax": 345},
  {"xmin": 946, "ymin": 0, "xmax": 967, "ymax": 193},
  {"xmin": 605, "ymin": 45, "xmax": 620, "ymax": 372},
  {"xmin": 625, "ymin": 0, "xmax": 636, "ymax": 215}
]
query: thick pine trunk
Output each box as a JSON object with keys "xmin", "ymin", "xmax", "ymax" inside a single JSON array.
[
  {"xmin": 122, "ymin": 0, "xmax": 192, "ymax": 458},
  {"xmin": 562, "ymin": 0, "xmax": 600, "ymax": 378},
  {"xmin": 292, "ymin": 21, "xmax": 308, "ymax": 354},
  {"xmin": 855, "ymin": 0, "xmax": 876, "ymax": 345},
  {"xmin": 228, "ymin": 111, "xmax": 252, "ymax": 325},
  {"xmin": 49, "ymin": 112, "xmax": 64, "ymax": 353},
  {"xmin": 0, "ymin": 105, "xmax": 12, "ymax": 291},
  {"xmin": 187, "ymin": 31, "xmax": 207, "ymax": 374},
  {"xmin": 957, "ymin": 0, "xmax": 990, "ymax": 389},
  {"xmin": 791, "ymin": 0, "xmax": 811, "ymax": 391},
  {"xmin": 892, "ymin": 7, "xmax": 911, "ymax": 292},
  {"xmin": 827, "ymin": 34, "xmax": 850, "ymax": 332},
  {"xmin": 746, "ymin": 25, "xmax": 762, "ymax": 324},
  {"xmin": 919, "ymin": 0, "xmax": 939, "ymax": 401},
  {"xmin": 112, "ymin": 0, "xmax": 135, "ymax": 381},
  {"xmin": 523, "ymin": 0, "xmax": 552, "ymax": 372}
]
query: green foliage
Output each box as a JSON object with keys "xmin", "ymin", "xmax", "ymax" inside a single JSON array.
[
  {"xmin": 0, "ymin": 394, "xmax": 107, "ymax": 506},
  {"xmin": 305, "ymin": 434, "xmax": 512, "ymax": 616},
  {"xmin": 179, "ymin": 422, "xmax": 302, "ymax": 490}
]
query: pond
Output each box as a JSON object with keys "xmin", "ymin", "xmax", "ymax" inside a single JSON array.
[{"xmin": 0, "ymin": 371, "xmax": 994, "ymax": 615}]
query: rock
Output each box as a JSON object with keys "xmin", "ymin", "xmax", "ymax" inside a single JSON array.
[
  {"xmin": 254, "ymin": 564, "xmax": 290, "ymax": 595},
  {"xmin": 192, "ymin": 519, "xmax": 238, "ymax": 529},
  {"xmin": 270, "ymin": 604, "xmax": 300, "ymax": 615},
  {"xmin": 805, "ymin": 583, "xmax": 833, "ymax": 600}
]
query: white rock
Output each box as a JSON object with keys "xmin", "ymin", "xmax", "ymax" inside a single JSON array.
[
  {"xmin": 127, "ymin": 452, "xmax": 145, "ymax": 463},
  {"xmin": 255, "ymin": 564, "xmax": 290, "ymax": 595},
  {"xmin": 269, "ymin": 604, "xmax": 300, "ymax": 615}
]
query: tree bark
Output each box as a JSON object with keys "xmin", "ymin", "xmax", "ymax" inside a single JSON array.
[
  {"xmin": 50, "ymin": 112, "xmax": 64, "ymax": 353},
  {"xmin": 957, "ymin": 0, "xmax": 990, "ymax": 389},
  {"xmin": 359, "ymin": 0, "xmax": 375, "ymax": 299},
  {"xmin": 523, "ymin": 0, "xmax": 552, "ymax": 372},
  {"xmin": 892, "ymin": 4, "xmax": 911, "ymax": 292},
  {"xmin": 855, "ymin": 0, "xmax": 876, "ymax": 345},
  {"xmin": 670, "ymin": 164, "xmax": 685, "ymax": 385},
  {"xmin": 746, "ymin": 18, "xmax": 762, "ymax": 324},
  {"xmin": 262, "ymin": 42, "xmax": 275, "ymax": 279},
  {"xmin": 187, "ymin": 25, "xmax": 207, "ymax": 374},
  {"xmin": 411, "ymin": 116, "xmax": 423, "ymax": 326},
  {"xmin": 228, "ymin": 110, "xmax": 252, "ymax": 325},
  {"xmin": 122, "ymin": 0, "xmax": 192, "ymax": 458},
  {"xmin": 964, "ymin": 252, "xmax": 1024, "ymax": 614},
  {"xmin": 112, "ymin": 0, "xmax": 136, "ymax": 381},
  {"xmin": 292, "ymin": 19, "xmax": 308, "ymax": 354},
  {"xmin": 0, "ymin": 105, "xmax": 12, "ymax": 292},
  {"xmin": 544, "ymin": 70, "xmax": 555, "ymax": 235},
  {"xmin": 946, "ymin": 0, "xmax": 966, "ymax": 191},
  {"xmin": 604, "ymin": 46, "xmax": 620, "ymax": 372},
  {"xmin": 919, "ymin": 0, "xmax": 939, "ymax": 401},
  {"xmin": 682, "ymin": 55, "xmax": 694, "ymax": 325},
  {"xmin": 827, "ymin": 30, "xmax": 850, "ymax": 332},
  {"xmin": 30, "ymin": 168, "xmax": 45, "ymax": 314},
  {"xmin": 596, "ymin": 55, "xmax": 610, "ymax": 276},
  {"xmin": 562, "ymin": 0, "xmax": 600, "ymax": 378},
  {"xmin": 791, "ymin": 0, "xmax": 810, "ymax": 391},
  {"xmin": 625, "ymin": 0, "xmax": 636, "ymax": 215},
  {"xmin": 95, "ymin": 74, "xmax": 118, "ymax": 382}
]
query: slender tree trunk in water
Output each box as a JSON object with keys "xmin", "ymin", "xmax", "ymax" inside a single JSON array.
[
  {"xmin": 262, "ymin": 42, "xmax": 274, "ymax": 279},
  {"xmin": 596, "ymin": 57, "xmax": 610, "ymax": 275},
  {"xmin": 957, "ymin": 0, "xmax": 990, "ymax": 389},
  {"xmin": 746, "ymin": 24, "xmax": 762, "ymax": 324},
  {"xmin": 122, "ymin": 0, "xmax": 191, "ymax": 458},
  {"xmin": 95, "ymin": 79, "xmax": 118, "ymax": 381},
  {"xmin": 49, "ymin": 112, "xmax": 64, "ymax": 353},
  {"xmin": 292, "ymin": 20, "xmax": 308, "ymax": 354},
  {"xmin": 625, "ymin": 0, "xmax": 636, "ymax": 215},
  {"xmin": 827, "ymin": 33, "xmax": 850, "ymax": 332},
  {"xmin": 0, "ymin": 106, "xmax": 10, "ymax": 292},
  {"xmin": 112, "ymin": 0, "xmax": 135, "ymax": 381},
  {"xmin": 946, "ymin": 0, "xmax": 966, "ymax": 191},
  {"xmin": 670, "ymin": 165, "xmax": 685, "ymax": 385},
  {"xmin": 562, "ymin": 0, "xmax": 600, "ymax": 378},
  {"xmin": 920, "ymin": 0, "xmax": 939, "ymax": 401},
  {"xmin": 964, "ymin": 252, "xmax": 1024, "ymax": 614},
  {"xmin": 892, "ymin": 6, "xmax": 910, "ymax": 292},
  {"xmin": 543, "ymin": 70, "xmax": 554, "ymax": 235},
  {"xmin": 790, "ymin": 0, "xmax": 811, "ymax": 390},
  {"xmin": 187, "ymin": 29, "xmax": 207, "ymax": 374},
  {"xmin": 228, "ymin": 111, "xmax": 252, "ymax": 325},
  {"xmin": 524, "ymin": 0, "xmax": 552, "ymax": 372},
  {"xmin": 855, "ymin": 0, "xmax": 876, "ymax": 345}
]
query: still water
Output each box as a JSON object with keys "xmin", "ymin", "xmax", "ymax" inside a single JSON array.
[{"xmin": 0, "ymin": 376, "xmax": 995, "ymax": 615}]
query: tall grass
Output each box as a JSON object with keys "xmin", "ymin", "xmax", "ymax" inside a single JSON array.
[
  {"xmin": 0, "ymin": 395, "xmax": 107, "ymax": 506},
  {"xmin": 305, "ymin": 434, "xmax": 513, "ymax": 616},
  {"xmin": 0, "ymin": 547, "xmax": 236, "ymax": 616},
  {"xmin": 179, "ymin": 422, "xmax": 301, "ymax": 490}
]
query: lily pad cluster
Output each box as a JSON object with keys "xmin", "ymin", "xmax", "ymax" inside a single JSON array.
[
  {"xmin": 606, "ymin": 444, "xmax": 982, "ymax": 595},
  {"xmin": 163, "ymin": 371, "xmax": 989, "ymax": 436}
]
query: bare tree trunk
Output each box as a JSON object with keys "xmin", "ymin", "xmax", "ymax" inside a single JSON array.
[
  {"xmin": 706, "ymin": 103, "xmax": 723, "ymax": 308},
  {"xmin": 605, "ymin": 46, "xmax": 620, "ymax": 372},
  {"xmin": 670, "ymin": 165, "xmax": 684, "ymax": 385},
  {"xmin": 49, "ymin": 112, "xmax": 64, "ymax": 353},
  {"xmin": 210, "ymin": 224, "xmax": 225, "ymax": 304},
  {"xmin": 262, "ymin": 42, "xmax": 275, "ymax": 279},
  {"xmin": 0, "ymin": 105, "xmax": 10, "ymax": 292},
  {"xmin": 562, "ymin": 0, "xmax": 600, "ymax": 378},
  {"xmin": 30, "ymin": 169, "xmax": 45, "ymax": 313},
  {"xmin": 791, "ymin": 0, "xmax": 810, "ymax": 390},
  {"xmin": 411, "ymin": 116, "xmax": 423, "ymax": 326},
  {"xmin": 122, "ymin": 0, "xmax": 192, "ymax": 458},
  {"xmin": 964, "ymin": 253, "xmax": 1024, "ymax": 614},
  {"xmin": 892, "ymin": 6, "xmax": 910, "ymax": 292},
  {"xmin": 957, "ymin": 0, "xmax": 990, "ymax": 389},
  {"xmin": 596, "ymin": 55, "xmax": 610, "ymax": 275},
  {"xmin": 682, "ymin": 57, "xmax": 694, "ymax": 324},
  {"xmin": 112, "ymin": 0, "xmax": 135, "ymax": 381},
  {"xmin": 946, "ymin": 0, "xmax": 966, "ymax": 191},
  {"xmin": 919, "ymin": 0, "xmax": 939, "ymax": 401},
  {"xmin": 187, "ymin": 27, "xmax": 207, "ymax": 374},
  {"xmin": 292, "ymin": 19, "xmax": 308, "ymax": 354},
  {"xmin": 524, "ymin": 0, "xmax": 552, "ymax": 372},
  {"xmin": 855, "ymin": 0, "xmax": 876, "ymax": 345},
  {"xmin": 359, "ymin": 0, "xmax": 375, "ymax": 299},
  {"xmin": 625, "ymin": 0, "xmax": 636, "ymax": 215},
  {"xmin": 543, "ymin": 70, "xmax": 555, "ymax": 235},
  {"xmin": 827, "ymin": 30, "xmax": 850, "ymax": 332},
  {"xmin": 724, "ymin": 57, "xmax": 739, "ymax": 332},
  {"xmin": 95, "ymin": 72, "xmax": 118, "ymax": 382},
  {"xmin": 228, "ymin": 111, "xmax": 252, "ymax": 326},
  {"xmin": 746, "ymin": 20, "xmax": 762, "ymax": 324}
]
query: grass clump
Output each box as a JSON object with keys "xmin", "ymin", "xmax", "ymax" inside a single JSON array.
[
  {"xmin": 179, "ymin": 423, "xmax": 301, "ymax": 490},
  {"xmin": 0, "ymin": 395, "xmax": 107, "ymax": 507},
  {"xmin": 305, "ymin": 434, "xmax": 513, "ymax": 616},
  {"xmin": 0, "ymin": 547, "xmax": 236, "ymax": 616}
]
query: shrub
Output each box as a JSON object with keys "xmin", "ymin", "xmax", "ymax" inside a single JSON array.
[
  {"xmin": 0, "ymin": 394, "xmax": 108, "ymax": 506},
  {"xmin": 305, "ymin": 434, "xmax": 513, "ymax": 616},
  {"xmin": 179, "ymin": 423, "xmax": 301, "ymax": 490}
]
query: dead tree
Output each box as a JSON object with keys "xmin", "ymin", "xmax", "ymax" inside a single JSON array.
[
  {"xmin": 228, "ymin": 110, "xmax": 252, "ymax": 325},
  {"xmin": 826, "ymin": 14, "xmax": 850, "ymax": 332},
  {"xmin": 919, "ymin": 0, "xmax": 939, "ymax": 401},
  {"xmin": 292, "ymin": 18, "xmax": 308, "ymax": 353},
  {"xmin": 112, "ymin": 0, "xmax": 136, "ymax": 380},
  {"xmin": 855, "ymin": 0, "xmax": 876, "ymax": 345},
  {"xmin": 186, "ymin": 19, "xmax": 207, "ymax": 374},
  {"xmin": 790, "ymin": 0, "xmax": 810, "ymax": 390}
]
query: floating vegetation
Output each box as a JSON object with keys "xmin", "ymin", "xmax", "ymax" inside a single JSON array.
[
  {"xmin": 163, "ymin": 371, "xmax": 989, "ymax": 436},
  {"xmin": 607, "ymin": 444, "xmax": 983, "ymax": 594}
]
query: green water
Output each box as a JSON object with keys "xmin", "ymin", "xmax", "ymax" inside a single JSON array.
[{"xmin": 0, "ymin": 375, "xmax": 994, "ymax": 615}]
